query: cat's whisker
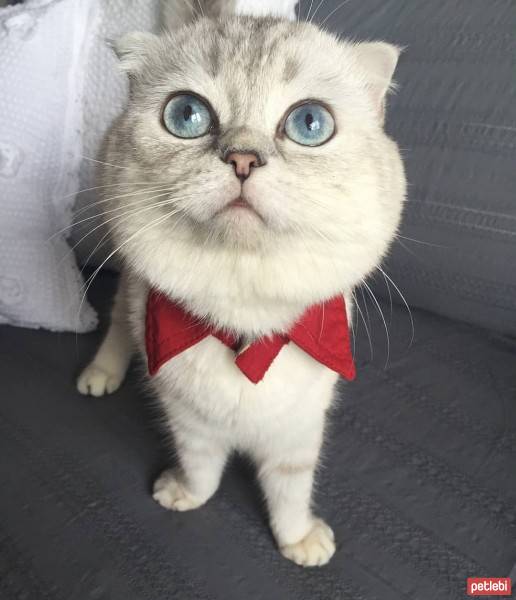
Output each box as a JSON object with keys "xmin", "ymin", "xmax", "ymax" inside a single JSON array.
[
  {"xmin": 78, "ymin": 199, "xmax": 184, "ymax": 275},
  {"xmin": 72, "ymin": 182, "xmax": 185, "ymax": 219},
  {"xmin": 59, "ymin": 181, "xmax": 158, "ymax": 202},
  {"xmin": 352, "ymin": 289, "xmax": 373, "ymax": 360},
  {"xmin": 81, "ymin": 156, "xmax": 153, "ymax": 172},
  {"xmin": 77, "ymin": 207, "xmax": 184, "ymax": 331},
  {"xmin": 347, "ymin": 297, "xmax": 354, "ymax": 336},
  {"xmin": 362, "ymin": 279, "xmax": 390, "ymax": 369},
  {"xmin": 306, "ymin": 0, "xmax": 316, "ymax": 21},
  {"xmin": 51, "ymin": 187, "xmax": 176, "ymax": 240},
  {"xmin": 80, "ymin": 196, "xmax": 191, "ymax": 278},
  {"xmin": 395, "ymin": 234, "xmax": 447, "ymax": 248},
  {"xmin": 61, "ymin": 194, "xmax": 188, "ymax": 272},
  {"xmin": 309, "ymin": 0, "xmax": 327, "ymax": 23},
  {"xmin": 71, "ymin": 193, "xmax": 179, "ymax": 261},
  {"xmin": 351, "ymin": 294, "xmax": 358, "ymax": 357},
  {"xmin": 380, "ymin": 268, "xmax": 394, "ymax": 325},
  {"xmin": 194, "ymin": 0, "xmax": 205, "ymax": 18},
  {"xmin": 360, "ymin": 285, "xmax": 372, "ymax": 346},
  {"xmin": 395, "ymin": 239, "xmax": 421, "ymax": 261},
  {"xmin": 72, "ymin": 186, "xmax": 175, "ymax": 223},
  {"xmin": 468, "ymin": 122, "xmax": 516, "ymax": 133},
  {"xmin": 376, "ymin": 266, "xmax": 415, "ymax": 346},
  {"xmin": 320, "ymin": 0, "xmax": 352, "ymax": 27}
]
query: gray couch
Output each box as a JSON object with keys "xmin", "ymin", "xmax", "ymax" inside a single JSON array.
[{"xmin": 1, "ymin": 1, "xmax": 515, "ymax": 599}]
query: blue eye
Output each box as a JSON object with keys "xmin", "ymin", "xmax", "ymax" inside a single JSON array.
[
  {"xmin": 284, "ymin": 103, "xmax": 335, "ymax": 147},
  {"xmin": 163, "ymin": 93, "xmax": 213, "ymax": 138}
]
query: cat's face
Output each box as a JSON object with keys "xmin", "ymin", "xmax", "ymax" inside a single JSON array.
[{"xmin": 107, "ymin": 17, "xmax": 405, "ymax": 311}]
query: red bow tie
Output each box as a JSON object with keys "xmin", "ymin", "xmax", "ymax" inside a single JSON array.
[{"xmin": 146, "ymin": 290, "xmax": 356, "ymax": 384}]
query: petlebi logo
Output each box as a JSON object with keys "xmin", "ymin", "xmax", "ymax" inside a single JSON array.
[{"xmin": 467, "ymin": 578, "xmax": 512, "ymax": 596}]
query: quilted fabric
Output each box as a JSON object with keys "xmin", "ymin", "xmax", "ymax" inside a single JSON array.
[
  {"xmin": 305, "ymin": 0, "xmax": 516, "ymax": 335},
  {"xmin": 0, "ymin": 270, "xmax": 514, "ymax": 600},
  {"xmin": 0, "ymin": 0, "xmax": 98, "ymax": 332}
]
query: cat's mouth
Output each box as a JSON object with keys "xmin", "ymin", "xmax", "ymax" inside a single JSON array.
[
  {"xmin": 227, "ymin": 197, "xmax": 252, "ymax": 210},
  {"xmin": 216, "ymin": 196, "xmax": 265, "ymax": 222}
]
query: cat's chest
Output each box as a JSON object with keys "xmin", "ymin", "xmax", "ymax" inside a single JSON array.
[{"xmin": 151, "ymin": 335, "xmax": 336, "ymax": 419}]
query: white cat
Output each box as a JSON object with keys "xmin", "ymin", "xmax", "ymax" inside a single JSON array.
[{"xmin": 78, "ymin": 0, "xmax": 406, "ymax": 567}]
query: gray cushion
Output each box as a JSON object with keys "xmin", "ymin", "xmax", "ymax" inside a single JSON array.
[
  {"xmin": 1, "ymin": 271, "xmax": 515, "ymax": 600},
  {"xmin": 306, "ymin": 0, "xmax": 516, "ymax": 334}
]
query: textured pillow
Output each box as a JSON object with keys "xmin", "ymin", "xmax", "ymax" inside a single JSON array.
[
  {"xmin": 312, "ymin": 0, "xmax": 516, "ymax": 335},
  {"xmin": 0, "ymin": 0, "xmax": 98, "ymax": 332}
]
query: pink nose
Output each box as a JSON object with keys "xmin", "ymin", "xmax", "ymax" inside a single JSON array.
[{"xmin": 225, "ymin": 152, "xmax": 260, "ymax": 181}]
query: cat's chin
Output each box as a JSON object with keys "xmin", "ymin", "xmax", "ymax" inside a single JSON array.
[{"xmin": 207, "ymin": 205, "xmax": 269, "ymax": 248}]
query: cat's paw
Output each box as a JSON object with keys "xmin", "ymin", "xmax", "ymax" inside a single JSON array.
[
  {"xmin": 77, "ymin": 363, "xmax": 124, "ymax": 397},
  {"xmin": 153, "ymin": 469, "xmax": 205, "ymax": 512},
  {"xmin": 280, "ymin": 519, "xmax": 336, "ymax": 567}
]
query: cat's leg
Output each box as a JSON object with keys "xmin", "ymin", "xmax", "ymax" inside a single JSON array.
[
  {"xmin": 153, "ymin": 421, "xmax": 229, "ymax": 512},
  {"xmin": 77, "ymin": 270, "xmax": 133, "ymax": 397},
  {"xmin": 255, "ymin": 415, "xmax": 335, "ymax": 567}
]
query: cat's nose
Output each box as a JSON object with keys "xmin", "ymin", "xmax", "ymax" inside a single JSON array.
[{"xmin": 225, "ymin": 152, "xmax": 262, "ymax": 182}]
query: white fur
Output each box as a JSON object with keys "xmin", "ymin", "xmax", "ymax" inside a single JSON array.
[{"xmin": 78, "ymin": 14, "xmax": 406, "ymax": 567}]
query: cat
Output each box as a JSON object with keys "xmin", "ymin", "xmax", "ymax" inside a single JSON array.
[{"xmin": 77, "ymin": 0, "xmax": 406, "ymax": 567}]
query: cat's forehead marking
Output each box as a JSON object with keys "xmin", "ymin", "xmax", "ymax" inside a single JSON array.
[
  {"xmin": 202, "ymin": 24, "xmax": 297, "ymax": 121},
  {"xmin": 226, "ymin": 86, "xmax": 243, "ymax": 121},
  {"xmin": 256, "ymin": 34, "xmax": 282, "ymax": 69},
  {"xmin": 208, "ymin": 39, "xmax": 221, "ymax": 79},
  {"xmin": 282, "ymin": 57, "xmax": 300, "ymax": 84},
  {"xmin": 208, "ymin": 20, "xmax": 288, "ymax": 77}
]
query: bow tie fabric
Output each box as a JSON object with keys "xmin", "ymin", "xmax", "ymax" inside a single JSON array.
[{"xmin": 146, "ymin": 290, "xmax": 356, "ymax": 384}]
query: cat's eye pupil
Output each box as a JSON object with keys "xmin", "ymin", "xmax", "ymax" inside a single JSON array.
[
  {"xmin": 162, "ymin": 93, "xmax": 213, "ymax": 139},
  {"xmin": 183, "ymin": 105, "xmax": 193, "ymax": 121},
  {"xmin": 284, "ymin": 102, "xmax": 335, "ymax": 147}
]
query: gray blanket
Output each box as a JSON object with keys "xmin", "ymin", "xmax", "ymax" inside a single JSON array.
[{"xmin": 1, "ymin": 271, "xmax": 515, "ymax": 600}]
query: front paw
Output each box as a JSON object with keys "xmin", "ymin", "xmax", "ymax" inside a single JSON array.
[
  {"xmin": 153, "ymin": 469, "xmax": 205, "ymax": 512},
  {"xmin": 77, "ymin": 363, "xmax": 124, "ymax": 397},
  {"xmin": 280, "ymin": 519, "xmax": 336, "ymax": 567}
]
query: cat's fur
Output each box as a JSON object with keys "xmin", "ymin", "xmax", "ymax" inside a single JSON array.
[{"xmin": 78, "ymin": 0, "xmax": 406, "ymax": 567}]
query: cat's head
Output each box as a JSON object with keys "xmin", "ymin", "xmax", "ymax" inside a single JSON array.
[{"xmin": 106, "ymin": 17, "xmax": 405, "ymax": 323}]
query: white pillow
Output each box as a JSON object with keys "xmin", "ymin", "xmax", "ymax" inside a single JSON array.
[
  {"xmin": 234, "ymin": 0, "xmax": 297, "ymax": 18},
  {"xmin": 0, "ymin": 0, "xmax": 98, "ymax": 332}
]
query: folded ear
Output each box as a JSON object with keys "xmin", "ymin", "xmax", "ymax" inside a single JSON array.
[
  {"xmin": 354, "ymin": 42, "xmax": 402, "ymax": 121},
  {"xmin": 111, "ymin": 31, "xmax": 160, "ymax": 76}
]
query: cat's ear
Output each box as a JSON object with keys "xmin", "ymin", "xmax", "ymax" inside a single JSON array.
[
  {"xmin": 354, "ymin": 42, "xmax": 402, "ymax": 122},
  {"xmin": 111, "ymin": 32, "xmax": 160, "ymax": 76}
]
